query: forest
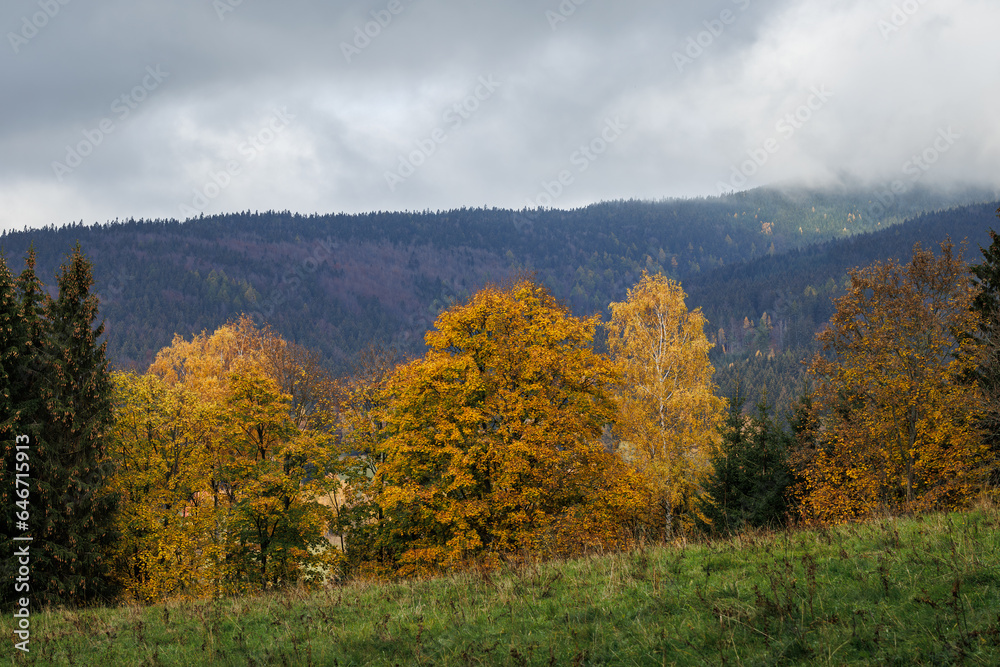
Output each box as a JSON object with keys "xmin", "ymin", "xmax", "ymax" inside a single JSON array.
[
  {"xmin": 1, "ymin": 193, "xmax": 998, "ymax": 606},
  {"xmin": 0, "ymin": 184, "xmax": 997, "ymax": 415}
]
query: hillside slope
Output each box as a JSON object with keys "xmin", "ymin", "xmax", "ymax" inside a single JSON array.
[
  {"xmin": 4, "ymin": 508, "xmax": 998, "ymax": 665},
  {"xmin": 1, "ymin": 188, "xmax": 995, "ymax": 394}
]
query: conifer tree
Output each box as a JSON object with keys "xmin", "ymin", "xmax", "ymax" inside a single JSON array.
[
  {"xmin": 699, "ymin": 383, "xmax": 793, "ymax": 535},
  {"xmin": 32, "ymin": 244, "xmax": 120, "ymax": 605},
  {"xmin": 0, "ymin": 254, "xmax": 29, "ymax": 606},
  {"xmin": 970, "ymin": 220, "xmax": 1000, "ymax": 487}
]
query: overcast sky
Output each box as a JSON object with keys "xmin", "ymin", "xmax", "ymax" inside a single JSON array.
[{"xmin": 1, "ymin": 0, "xmax": 997, "ymax": 232}]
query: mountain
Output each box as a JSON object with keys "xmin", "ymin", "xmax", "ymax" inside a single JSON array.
[{"xmin": 2, "ymin": 186, "xmax": 996, "ymax": 412}]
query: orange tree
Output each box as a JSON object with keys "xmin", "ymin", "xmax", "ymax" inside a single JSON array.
[
  {"xmin": 798, "ymin": 241, "xmax": 987, "ymax": 523},
  {"xmin": 368, "ymin": 280, "xmax": 645, "ymax": 576},
  {"xmin": 606, "ymin": 272, "xmax": 726, "ymax": 537}
]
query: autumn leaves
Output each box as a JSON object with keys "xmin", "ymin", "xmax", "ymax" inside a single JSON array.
[
  {"xmin": 108, "ymin": 319, "xmax": 342, "ymax": 601},
  {"xmin": 342, "ymin": 281, "xmax": 646, "ymax": 576},
  {"xmin": 796, "ymin": 241, "xmax": 990, "ymax": 522},
  {"xmin": 607, "ymin": 273, "xmax": 726, "ymax": 537},
  {"xmin": 102, "ymin": 233, "xmax": 998, "ymax": 597}
]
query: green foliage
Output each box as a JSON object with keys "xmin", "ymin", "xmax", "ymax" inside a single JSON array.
[
  {"xmin": 0, "ymin": 253, "xmax": 29, "ymax": 607},
  {"xmin": 0, "ymin": 245, "xmax": 121, "ymax": 606},
  {"xmin": 699, "ymin": 384, "xmax": 794, "ymax": 535},
  {"xmin": 970, "ymin": 216, "xmax": 1000, "ymax": 485},
  {"xmin": 5, "ymin": 507, "xmax": 999, "ymax": 665},
  {"xmin": 36, "ymin": 244, "xmax": 121, "ymax": 605}
]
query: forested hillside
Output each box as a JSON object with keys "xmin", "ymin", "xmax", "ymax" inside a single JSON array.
[{"xmin": 1, "ymin": 185, "xmax": 996, "ymax": 411}]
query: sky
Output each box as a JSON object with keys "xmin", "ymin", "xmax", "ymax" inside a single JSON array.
[{"xmin": 1, "ymin": 0, "xmax": 998, "ymax": 232}]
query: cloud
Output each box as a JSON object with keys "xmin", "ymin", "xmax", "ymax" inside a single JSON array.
[{"xmin": 1, "ymin": 0, "xmax": 997, "ymax": 232}]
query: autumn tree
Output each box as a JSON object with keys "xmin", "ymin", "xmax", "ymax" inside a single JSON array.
[
  {"xmin": 799, "ymin": 241, "xmax": 987, "ymax": 523},
  {"xmin": 108, "ymin": 318, "xmax": 341, "ymax": 600},
  {"xmin": 369, "ymin": 280, "xmax": 644, "ymax": 576},
  {"xmin": 606, "ymin": 272, "xmax": 726, "ymax": 537},
  {"xmin": 336, "ymin": 345, "xmax": 402, "ymax": 577},
  {"xmin": 107, "ymin": 371, "xmax": 218, "ymax": 601}
]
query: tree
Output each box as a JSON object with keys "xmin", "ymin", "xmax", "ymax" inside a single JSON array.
[
  {"xmin": 336, "ymin": 345, "xmax": 402, "ymax": 578},
  {"xmin": 31, "ymin": 244, "xmax": 120, "ymax": 605},
  {"xmin": 370, "ymin": 280, "xmax": 643, "ymax": 576},
  {"xmin": 699, "ymin": 383, "xmax": 794, "ymax": 535},
  {"xmin": 606, "ymin": 272, "xmax": 726, "ymax": 537},
  {"xmin": 969, "ymin": 217, "xmax": 1000, "ymax": 487},
  {"xmin": 0, "ymin": 253, "xmax": 29, "ymax": 606},
  {"xmin": 108, "ymin": 318, "xmax": 341, "ymax": 600},
  {"xmin": 106, "ymin": 371, "xmax": 216, "ymax": 602},
  {"xmin": 206, "ymin": 362, "xmax": 335, "ymax": 592},
  {"xmin": 799, "ymin": 241, "xmax": 986, "ymax": 523}
]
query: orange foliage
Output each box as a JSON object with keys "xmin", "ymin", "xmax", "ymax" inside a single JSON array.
[
  {"xmin": 368, "ymin": 280, "xmax": 645, "ymax": 576},
  {"xmin": 797, "ymin": 241, "xmax": 987, "ymax": 523}
]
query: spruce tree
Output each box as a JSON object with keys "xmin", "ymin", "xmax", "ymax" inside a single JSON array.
[
  {"xmin": 0, "ymin": 253, "xmax": 29, "ymax": 606},
  {"xmin": 31, "ymin": 244, "xmax": 120, "ymax": 605},
  {"xmin": 699, "ymin": 383, "xmax": 794, "ymax": 535},
  {"xmin": 970, "ymin": 222, "xmax": 1000, "ymax": 486}
]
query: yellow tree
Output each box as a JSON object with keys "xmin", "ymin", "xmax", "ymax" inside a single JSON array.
[
  {"xmin": 109, "ymin": 318, "xmax": 342, "ymax": 600},
  {"xmin": 372, "ymin": 280, "xmax": 644, "ymax": 576},
  {"xmin": 606, "ymin": 272, "xmax": 726, "ymax": 537},
  {"xmin": 214, "ymin": 361, "xmax": 338, "ymax": 592},
  {"xmin": 336, "ymin": 345, "xmax": 401, "ymax": 577},
  {"xmin": 107, "ymin": 371, "xmax": 218, "ymax": 602},
  {"xmin": 799, "ymin": 241, "xmax": 987, "ymax": 523}
]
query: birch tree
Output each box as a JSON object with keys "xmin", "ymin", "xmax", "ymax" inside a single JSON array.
[{"xmin": 607, "ymin": 272, "xmax": 726, "ymax": 537}]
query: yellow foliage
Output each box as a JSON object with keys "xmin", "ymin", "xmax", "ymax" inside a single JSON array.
[
  {"xmin": 606, "ymin": 272, "xmax": 726, "ymax": 536},
  {"xmin": 108, "ymin": 318, "xmax": 342, "ymax": 602}
]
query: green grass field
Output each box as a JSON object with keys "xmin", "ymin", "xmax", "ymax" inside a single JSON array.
[{"xmin": 5, "ymin": 506, "xmax": 1000, "ymax": 666}]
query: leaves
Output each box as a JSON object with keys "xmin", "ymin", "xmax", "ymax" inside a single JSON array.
[
  {"xmin": 107, "ymin": 318, "xmax": 343, "ymax": 601},
  {"xmin": 798, "ymin": 241, "xmax": 987, "ymax": 522},
  {"xmin": 606, "ymin": 272, "xmax": 726, "ymax": 537},
  {"xmin": 359, "ymin": 280, "xmax": 641, "ymax": 576}
]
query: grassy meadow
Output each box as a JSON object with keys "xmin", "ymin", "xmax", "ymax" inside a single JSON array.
[{"xmin": 4, "ymin": 506, "xmax": 1000, "ymax": 666}]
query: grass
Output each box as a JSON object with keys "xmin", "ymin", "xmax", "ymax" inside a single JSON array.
[{"xmin": 4, "ymin": 506, "xmax": 1000, "ymax": 665}]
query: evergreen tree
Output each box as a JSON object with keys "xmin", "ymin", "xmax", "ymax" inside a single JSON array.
[
  {"xmin": 699, "ymin": 383, "xmax": 794, "ymax": 535},
  {"xmin": 970, "ymin": 220, "xmax": 1000, "ymax": 486},
  {"xmin": 0, "ymin": 253, "xmax": 29, "ymax": 606},
  {"xmin": 31, "ymin": 244, "xmax": 120, "ymax": 605}
]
